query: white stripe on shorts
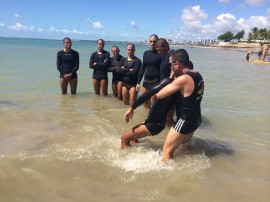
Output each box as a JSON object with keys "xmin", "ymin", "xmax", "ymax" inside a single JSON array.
[{"xmin": 173, "ymin": 118, "xmax": 185, "ymax": 132}]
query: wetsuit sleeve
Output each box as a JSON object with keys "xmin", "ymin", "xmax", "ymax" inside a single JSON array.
[
  {"xmin": 131, "ymin": 77, "xmax": 173, "ymax": 110},
  {"xmin": 56, "ymin": 51, "xmax": 65, "ymax": 75},
  {"xmin": 71, "ymin": 51, "xmax": 79, "ymax": 74},
  {"xmin": 137, "ymin": 52, "xmax": 146, "ymax": 84},
  {"xmin": 108, "ymin": 57, "xmax": 118, "ymax": 72},
  {"xmin": 94, "ymin": 51, "xmax": 110, "ymax": 70},
  {"xmin": 126, "ymin": 58, "xmax": 141, "ymax": 75},
  {"xmin": 108, "ymin": 67, "xmax": 118, "ymax": 72},
  {"xmin": 89, "ymin": 52, "xmax": 96, "ymax": 69}
]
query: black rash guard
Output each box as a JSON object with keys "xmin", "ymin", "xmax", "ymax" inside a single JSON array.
[
  {"xmin": 160, "ymin": 49, "xmax": 174, "ymax": 80},
  {"xmin": 108, "ymin": 55, "xmax": 125, "ymax": 83},
  {"xmin": 137, "ymin": 50, "xmax": 161, "ymax": 89},
  {"xmin": 131, "ymin": 77, "xmax": 178, "ymax": 124},
  {"xmin": 57, "ymin": 49, "xmax": 79, "ymax": 79},
  {"xmin": 89, "ymin": 50, "xmax": 110, "ymax": 80},
  {"xmin": 116, "ymin": 57, "xmax": 141, "ymax": 88}
]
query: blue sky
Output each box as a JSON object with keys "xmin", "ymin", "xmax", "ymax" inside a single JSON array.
[{"xmin": 0, "ymin": 0, "xmax": 269, "ymax": 41}]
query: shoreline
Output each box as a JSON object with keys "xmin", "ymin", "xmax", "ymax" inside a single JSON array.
[{"xmin": 171, "ymin": 43, "xmax": 261, "ymax": 53}]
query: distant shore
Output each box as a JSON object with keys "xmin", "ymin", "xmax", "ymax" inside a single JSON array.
[{"xmin": 171, "ymin": 43, "xmax": 262, "ymax": 53}]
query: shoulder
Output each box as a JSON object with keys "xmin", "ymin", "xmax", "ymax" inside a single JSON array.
[
  {"xmin": 71, "ymin": 49, "xmax": 79, "ymax": 55},
  {"xmin": 57, "ymin": 50, "xmax": 64, "ymax": 54},
  {"xmin": 134, "ymin": 57, "xmax": 141, "ymax": 62}
]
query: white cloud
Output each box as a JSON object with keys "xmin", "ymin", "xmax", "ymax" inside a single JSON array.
[
  {"xmin": 49, "ymin": 26, "xmax": 88, "ymax": 35},
  {"xmin": 245, "ymin": 0, "xmax": 265, "ymax": 7},
  {"xmin": 14, "ymin": 13, "xmax": 22, "ymax": 18},
  {"xmin": 92, "ymin": 21, "xmax": 104, "ymax": 29},
  {"xmin": 181, "ymin": 5, "xmax": 208, "ymax": 33},
  {"xmin": 218, "ymin": 0, "xmax": 230, "ymax": 4},
  {"xmin": 130, "ymin": 20, "xmax": 139, "ymax": 32},
  {"xmin": 8, "ymin": 23, "xmax": 27, "ymax": 30},
  {"xmin": 181, "ymin": 5, "xmax": 208, "ymax": 22},
  {"xmin": 173, "ymin": 5, "xmax": 270, "ymax": 40}
]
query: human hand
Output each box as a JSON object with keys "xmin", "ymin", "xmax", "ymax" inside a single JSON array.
[
  {"xmin": 136, "ymin": 84, "xmax": 140, "ymax": 92},
  {"xmin": 124, "ymin": 107, "xmax": 134, "ymax": 123}
]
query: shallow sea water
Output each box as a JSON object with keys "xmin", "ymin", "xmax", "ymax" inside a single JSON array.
[{"xmin": 0, "ymin": 38, "xmax": 269, "ymax": 202}]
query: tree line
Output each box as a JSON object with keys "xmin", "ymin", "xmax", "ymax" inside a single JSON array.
[{"xmin": 217, "ymin": 27, "xmax": 270, "ymax": 42}]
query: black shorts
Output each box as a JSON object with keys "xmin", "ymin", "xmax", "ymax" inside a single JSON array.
[
  {"xmin": 144, "ymin": 119, "xmax": 165, "ymax": 136},
  {"xmin": 143, "ymin": 79, "xmax": 159, "ymax": 89},
  {"xmin": 123, "ymin": 83, "xmax": 136, "ymax": 91},
  {"xmin": 173, "ymin": 117, "xmax": 202, "ymax": 135}
]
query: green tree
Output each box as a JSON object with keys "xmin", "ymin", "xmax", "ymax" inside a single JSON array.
[
  {"xmin": 233, "ymin": 30, "xmax": 245, "ymax": 40},
  {"xmin": 218, "ymin": 31, "xmax": 234, "ymax": 42}
]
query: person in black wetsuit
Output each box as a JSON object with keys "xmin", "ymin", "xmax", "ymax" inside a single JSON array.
[
  {"xmin": 57, "ymin": 37, "xmax": 79, "ymax": 95},
  {"xmin": 108, "ymin": 46, "xmax": 125, "ymax": 100},
  {"xmin": 155, "ymin": 38, "xmax": 175, "ymax": 80},
  {"xmin": 156, "ymin": 49, "xmax": 204, "ymax": 163},
  {"xmin": 116, "ymin": 43, "xmax": 141, "ymax": 105},
  {"xmin": 89, "ymin": 39, "xmax": 110, "ymax": 96},
  {"xmin": 136, "ymin": 34, "xmax": 161, "ymax": 108},
  {"xmin": 121, "ymin": 75, "xmax": 179, "ymax": 148},
  {"xmin": 155, "ymin": 38, "xmax": 176, "ymax": 126}
]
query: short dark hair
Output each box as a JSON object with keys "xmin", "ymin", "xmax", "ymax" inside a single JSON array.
[
  {"xmin": 63, "ymin": 37, "xmax": 71, "ymax": 43},
  {"xmin": 127, "ymin": 43, "xmax": 135, "ymax": 50},
  {"xmin": 172, "ymin": 49, "xmax": 190, "ymax": 66},
  {"xmin": 97, "ymin": 39, "xmax": 105, "ymax": 44},
  {"xmin": 156, "ymin": 38, "xmax": 169, "ymax": 49},
  {"xmin": 149, "ymin": 34, "xmax": 158, "ymax": 40}
]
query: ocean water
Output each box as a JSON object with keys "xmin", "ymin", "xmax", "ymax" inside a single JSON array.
[{"xmin": 0, "ymin": 37, "xmax": 269, "ymax": 202}]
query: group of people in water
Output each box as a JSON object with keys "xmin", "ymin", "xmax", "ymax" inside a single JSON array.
[
  {"xmin": 246, "ymin": 42, "xmax": 269, "ymax": 62},
  {"xmin": 56, "ymin": 35, "xmax": 204, "ymax": 163}
]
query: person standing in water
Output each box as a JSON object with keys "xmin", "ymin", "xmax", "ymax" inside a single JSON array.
[
  {"xmin": 108, "ymin": 46, "xmax": 125, "ymax": 100},
  {"xmin": 89, "ymin": 39, "xmax": 110, "ymax": 96},
  {"xmin": 57, "ymin": 37, "xmax": 79, "ymax": 95},
  {"xmin": 156, "ymin": 49, "xmax": 204, "ymax": 163},
  {"xmin": 136, "ymin": 34, "xmax": 161, "ymax": 108},
  {"xmin": 116, "ymin": 43, "xmax": 141, "ymax": 105}
]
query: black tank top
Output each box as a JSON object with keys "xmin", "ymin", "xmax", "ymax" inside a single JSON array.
[{"xmin": 178, "ymin": 71, "xmax": 204, "ymax": 118}]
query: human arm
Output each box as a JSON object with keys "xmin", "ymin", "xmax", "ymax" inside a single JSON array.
[
  {"xmin": 70, "ymin": 51, "xmax": 79, "ymax": 74},
  {"xmin": 124, "ymin": 107, "xmax": 134, "ymax": 123},
  {"xmin": 56, "ymin": 51, "xmax": 65, "ymax": 76},
  {"xmin": 131, "ymin": 77, "xmax": 173, "ymax": 109},
  {"xmin": 89, "ymin": 52, "xmax": 96, "ymax": 69},
  {"xmin": 93, "ymin": 51, "xmax": 110, "ymax": 70},
  {"xmin": 136, "ymin": 55, "xmax": 146, "ymax": 91},
  {"xmin": 156, "ymin": 75, "xmax": 188, "ymax": 99}
]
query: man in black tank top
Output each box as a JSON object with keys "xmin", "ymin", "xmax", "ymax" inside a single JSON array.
[{"xmin": 157, "ymin": 49, "xmax": 204, "ymax": 163}]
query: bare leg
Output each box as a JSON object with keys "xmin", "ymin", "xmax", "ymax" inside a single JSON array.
[
  {"xmin": 151, "ymin": 94, "xmax": 157, "ymax": 107},
  {"xmin": 60, "ymin": 78, "xmax": 68, "ymax": 95},
  {"xmin": 122, "ymin": 87, "xmax": 130, "ymax": 105},
  {"xmin": 93, "ymin": 79, "xmax": 100, "ymax": 95},
  {"xmin": 129, "ymin": 87, "xmax": 138, "ymax": 105},
  {"xmin": 69, "ymin": 78, "xmax": 78, "ymax": 94},
  {"xmin": 121, "ymin": 123, "xmax": 151, "ymax": 149},
  {"xmin": 162, "ymin": 127, "xmax": 194, "ymax": 163},
  {"xmin": 100, "ymin": 79, "xmax": 108, "ymax": 96},
  {"xmin": 117, "ymin": 82, "xmax": 123, "ymax": 100},
  {"xmin": 112, "ymin": 84, "xmax": 117, "ymax": 97},
  {"xmin": 142, "ymin": 87, "xmax": 150, "ymax": 108}
]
